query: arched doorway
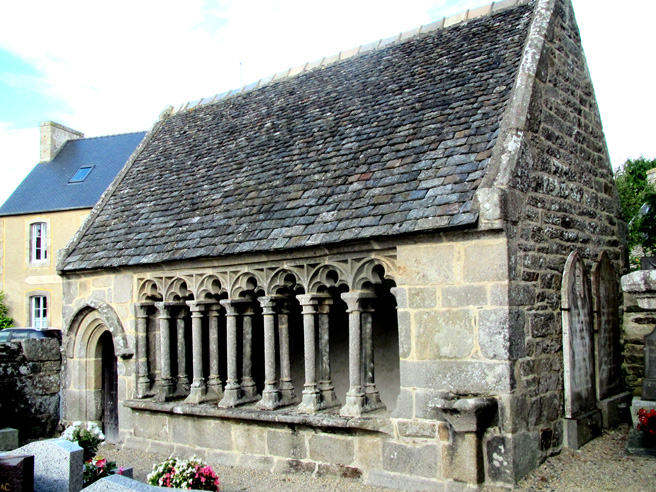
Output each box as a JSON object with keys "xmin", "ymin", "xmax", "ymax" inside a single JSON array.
[
  {"xmin": 63, "ymin": 301, "xmax": 132, "ymax": 443},
  {"xmin": 100, "ymin": 331, "xmax": 119, "ymax": 443}
]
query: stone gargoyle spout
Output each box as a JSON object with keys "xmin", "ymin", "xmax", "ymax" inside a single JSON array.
[{"xmin": 428, "ymin": 391, "xmax": 498, "ymax": 433}]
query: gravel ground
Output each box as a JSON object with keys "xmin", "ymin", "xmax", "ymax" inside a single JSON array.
[{"xmin": 101, "ymin": 424, "xmax": 656, "ymax": 491}]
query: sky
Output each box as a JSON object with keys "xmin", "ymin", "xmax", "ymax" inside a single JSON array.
[{"xmin": 0, "ymin": 0, "xmax": 654, "ymax": 206}]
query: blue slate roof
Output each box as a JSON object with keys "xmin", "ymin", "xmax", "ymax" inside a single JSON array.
[{"xmin": 0, "ymin": 132, "xmax": 146, "ymax": 216}]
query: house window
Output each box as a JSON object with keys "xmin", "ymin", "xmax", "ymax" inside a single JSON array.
[
  {"xmin": 31, "ymin": 296, "xmax": 48, "ymax": 328},
  {"xmin": 31, "ymin": 222, "xmax": 48, "ymax": 262}
]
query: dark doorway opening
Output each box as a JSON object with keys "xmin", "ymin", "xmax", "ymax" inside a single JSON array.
[{"xmin": 100, "ymin": 331, "xmax": 119, "ymax": 443}]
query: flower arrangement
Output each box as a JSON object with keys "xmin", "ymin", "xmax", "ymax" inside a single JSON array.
[
  {"xmin": 147, "ymin": 456, "xmax": 220, "ymax": 491},
  {"xmin": 61, "ymin": 421, "xmax": 105, "ymax": 461},
  {"xmin": 83, "ymin": 456, "xmax": 123, "ymax": 487},
  {"xmin": 637, "ymin": 408, "xmax": 656, "ymax": 437}
]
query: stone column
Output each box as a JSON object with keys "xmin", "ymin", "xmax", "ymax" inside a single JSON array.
[
  {"xmin": 297, "ymin": 295, "xmax": 321, "ymax": 414},
  {"xmin": 340, "ymin": 291, "xmax": 376, "ymax": 416},
  {"xmin": 219, "ymin": 299, "xmax": 243, "ymax": 407},
  {"xmin": 241, "ymin": 305, "xmax": 258, "ymax": 401},
  {"xmin": 134, "ymin": 303, "xmax": 152, "ymax": 398},
  {"xmin": 206, "ymin": 303, "xmax": 223, "ymax": 400},
  {"xmin": 278, "ymin": 301, "xmax": 296, "ymax": 405},
  {"xmin": 174, "ymin": 306, "xmax": 190, "ymax": 396},
  {"xmin": 154, "ymin": 302, "xmax": 174, "ymax": 401},
  {"xmin": 362, "ymin": 299, "xmax": 384, "ymax": 411},
  {"xmin": 185, "ymin": 301, "xmax": 208, "ymax": 404},
  {"xmin": 258, "ymin": 296, "xmax": 281, "ymax": 410},
  {"xmin": 318, "ymin": 298, "xmax": 339, "ymax": 408}
]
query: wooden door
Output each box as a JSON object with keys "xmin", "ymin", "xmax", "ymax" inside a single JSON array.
[{"xmin": 101, "ymin": 331, "xmax": 119, "ymax": 443}]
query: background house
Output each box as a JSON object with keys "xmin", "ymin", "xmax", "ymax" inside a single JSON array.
[{"xmin": 0, "ymin": 122, "xmax": 145, "ymax": 329}]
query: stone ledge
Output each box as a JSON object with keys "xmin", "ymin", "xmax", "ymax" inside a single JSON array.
[{"xmin": 125, "ymin": 399, "xmax": 394, "ymax": 435}]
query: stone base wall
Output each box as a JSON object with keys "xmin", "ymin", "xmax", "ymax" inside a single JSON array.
[
  {"xmin": 0, "ymin": 338, "xmax": 62, "ymax": 442},
  {"xmin": 122, "ymin": 408, "xmax": 454, "ymax": 490}
]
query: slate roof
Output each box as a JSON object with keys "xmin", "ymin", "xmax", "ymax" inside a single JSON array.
[
  {"xmin": 60, "ymin": 2, "xmax": 534, "ymax": 272},
  {"xmin": 0, "ymin": 132, "xmax": 146, "ymax": 216}
]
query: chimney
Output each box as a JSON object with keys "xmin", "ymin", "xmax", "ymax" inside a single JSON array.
[
  {"xmin": 40, "ymin": 121, "xmax": 84, "ymax": 162},
  {"xmin": 648, "ymin": 167, "xmax": 656, "ymax": 188}
]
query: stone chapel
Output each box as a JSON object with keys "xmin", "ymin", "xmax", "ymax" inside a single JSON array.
[{"xmin": 57, "ymin": 0, "xmax": 627, "ymax": 488}]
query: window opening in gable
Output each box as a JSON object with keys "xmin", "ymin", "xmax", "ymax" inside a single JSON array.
[
  {"xmin": 31, "ymin": 222, "xmax": 48, "ymax": 262},
  {"xmin": 69, "ymin": 166, "xmax": 94, "ymax": 183}
]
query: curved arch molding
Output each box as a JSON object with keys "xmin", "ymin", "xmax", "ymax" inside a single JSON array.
[{"xmin": 65, "ymin": 299, "xmax": 134, "ymax": 359}]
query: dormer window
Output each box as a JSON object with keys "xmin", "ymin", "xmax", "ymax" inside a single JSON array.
[{"xmin": 69, "ymin": 166, "xmax": 94, "ymax": 183}]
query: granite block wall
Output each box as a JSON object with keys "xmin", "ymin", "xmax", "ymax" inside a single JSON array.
[
  {"xmin": 502, "ymin": 0, "xmax": 624, "ymax": 462},
  {"xmin": 0, "ymin": 338, "xmax": 62, "ymax": 442}
]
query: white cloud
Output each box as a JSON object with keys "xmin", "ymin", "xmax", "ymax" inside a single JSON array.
[
  {"xmin": 0, "ymin": 123, "xmax": 39, "ymax": 204},
  {"xmin": 0, "ymin": 0, "xmax": 654, "ymax": 205}
]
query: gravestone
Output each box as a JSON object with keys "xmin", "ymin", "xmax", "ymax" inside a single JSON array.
[
  {"xmin": 592, "ymin": 253, "xmax": 632, "ymax": 427},
  {"xmin": 13, "ymin": 439, "xmax": 83, "ymax": 492},
  {"xmin": 592, "ymin": 252, "xmax": 622, "ymax": 399},
  {"xmin": 561, "ymin": 251, "xmax": 601, "ymax": 448},
  {"xmin": 0, "ymin": 429, "xmax": 18, "ymax": 452},
  {"xmin": 0, "ymin": 454, "xmax": 34, "ymax": 492}
]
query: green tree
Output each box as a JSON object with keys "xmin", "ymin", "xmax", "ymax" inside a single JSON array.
[
  {"xmin": 0, "ymin": 291, "xmax": 14, "ymax": 329},
  {"xmin": 615, "ymin": 157, "xmax": 656, "ymax": 267}
]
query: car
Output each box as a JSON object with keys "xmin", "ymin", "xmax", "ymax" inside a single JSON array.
[{"xmin": 0, "ymin": 327, "xmax": 63, "ymax": 343}]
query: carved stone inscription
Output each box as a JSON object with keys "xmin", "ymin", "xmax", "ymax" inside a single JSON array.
[
  {"xmin": 592, "ymin": 252, "xmax": 623, "ymax": 401},
  {"xmin": 562, "ymin": 251, "xmax": 596, "ymax": 418}
]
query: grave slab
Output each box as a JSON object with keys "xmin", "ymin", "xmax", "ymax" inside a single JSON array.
[
  {"xmin": 563, "ymin": 408, "xmax": 602, "ymax": 450},
  {"xmin": 597, "ymin": 391, "xmax": 632, "ymax": 428},
  {"xmin": 13, "ymin": 438, "xmax": 83, "ymax": 492},
  {"xmin": 0, "ymin": 454, "xmax": 34, "ymax": 492},
  {"xmin": 85, "ymin": 473, "xmax": 190, "ymax": 491}
]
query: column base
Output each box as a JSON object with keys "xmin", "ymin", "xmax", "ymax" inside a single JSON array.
[
  {"xmin": 205, "ymin": 377, "xmax": 224, "ymax": 401},
  {"xmin": 242, "ymin": 380, "xmax": 258, "ymax": 400},
  {"xmin": 218, "ymin": 384, "xmax": 260, "ymax": 408},
  {"xmin": 176, "ymin": 376, "xmax": 190, "ymax": 391},
  {"xmin": 184, "ymin": 383, "xmax": 209, "ymax": 404},
  {"xmin": 136, "ymin": 378, "xmax": 151, "ymax": 399},
  {"xmin": 319, "ymin": 383, "xmax": 341, "ymax": 410},
  {"xmin": 297, "ymin": 389, "xmax": 322, "ymax": 414},
  {"xmin": 218, "ymin": 385, "xmax": 242, "ymax": 408},
  {"xmin": 279, "ymin": 381, "xmax": 298, "ymax": 407},
  {"xmin": 257, "ymin": 388, "xmax": 281, "ymax": 410},
  {"xmin": 365, "ymin": 389, "xmax": 386, "ymax": 412},
  {"xmin": 340, "ymin": 392, "xmax": 366, "ymax": 417},
  {"xmin": 155, "ymin": 380, "xmax": 175, "ymax": 402}
]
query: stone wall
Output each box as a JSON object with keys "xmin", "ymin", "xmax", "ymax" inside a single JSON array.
[
  {"xmin": 0, "ymin": 338, "xmax": 62, "ymax": 441},
  {"xmin": 502, "ymin": 0, "xmax": 624, "ymax": 461},
  {"xmin": 623, "ymin": 292, "xmax": 654, "ymax": 395}
]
